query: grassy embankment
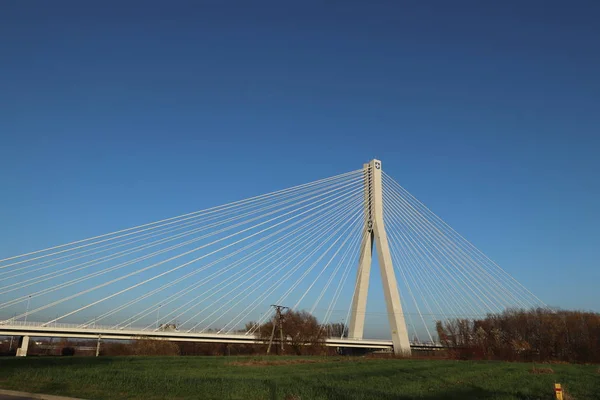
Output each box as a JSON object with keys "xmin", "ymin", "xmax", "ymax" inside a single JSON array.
[{"xmin": 1, "ymin": 356, "xmax": 599, "ymax": 399}]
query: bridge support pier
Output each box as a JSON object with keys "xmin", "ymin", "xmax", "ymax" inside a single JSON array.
[
  {"xmin": 348, "ymin": 160, "xmax": 411, "ymax": 356},
  {"xmin": 16, "ymin": 335, "xmax": 30, "ymax": 357},
  {"xmin": 96, "ymin": 335, "xmax": 101, "ymax": 357}
]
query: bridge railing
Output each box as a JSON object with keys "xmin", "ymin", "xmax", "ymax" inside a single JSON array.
[
  {"xmin": 0, "ymin": 319, "xmax": 122, "ymax": 331},
  {"xmin": 0, "ymin": 320, "xmax": 248, "ymax": 335},
  {"xmin": 0, "ymin": 320, "xmax": 233, "ymax": 335}
]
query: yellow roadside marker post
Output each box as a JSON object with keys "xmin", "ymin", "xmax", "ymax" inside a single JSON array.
[{"xmin": 554, "ymin": 383, "xmax": 563, "ymax": 400}]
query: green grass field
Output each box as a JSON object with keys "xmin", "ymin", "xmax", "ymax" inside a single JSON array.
[{"xmin": 0, "ymin": 356, "xmax": 598, "ymax": 400}]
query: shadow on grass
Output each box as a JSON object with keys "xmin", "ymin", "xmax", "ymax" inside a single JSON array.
[
  {"xmin": 0, "ymin": 356, "xmax": 119, "ymax": 370},
  {"xmin": 278, "ymin": 382, "xmax": 541, "ymax": 400}
]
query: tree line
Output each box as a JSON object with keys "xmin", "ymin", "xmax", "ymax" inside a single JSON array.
[
  {"xmin": 436, "ymin": 308, "xmax": 600, "ymax": 363},
  {"xmin": 3, "ymin": 308, "xmax": 598, "ymax": 362}
]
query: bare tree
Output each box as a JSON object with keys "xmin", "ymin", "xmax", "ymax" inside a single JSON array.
[
  {"xmin": 436, "ymin": 308, "xmax": 600, "ymax": 363},
  {"xmin": 254, "ymin": 310, "xmax": 326, "ymax": 355}
]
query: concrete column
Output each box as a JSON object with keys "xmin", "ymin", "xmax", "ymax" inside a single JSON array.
[
  {"xmin": 347, "ymin": 231, "xmax": 372, "ymax": 338},
  {"xmin": 348, "ymin": 163, "xmax": 373, "ymax": 339},
  {"xmin": 96, "ymin": 335, "xmax": 101, "ymax": 357},
  {"xmin": 371, "ymin": 159, "xmax": 411, "ymax": 355},
  {"xmin": 16, "ymin": 335, "xmax": 29, "ymax": 357},
  {"xmin": 347, "ymin": 160, "xmax": 412, "ymax": 355}
]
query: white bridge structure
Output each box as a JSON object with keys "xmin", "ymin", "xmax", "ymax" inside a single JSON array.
[{"xmin": 0, "ymin": 160, "xmax": 544, "ymax": 356}]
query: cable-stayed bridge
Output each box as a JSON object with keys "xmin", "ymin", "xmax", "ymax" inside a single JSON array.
[{"xmin": 0, "ymin": 160, "xmax": 545, "ymax": 356}]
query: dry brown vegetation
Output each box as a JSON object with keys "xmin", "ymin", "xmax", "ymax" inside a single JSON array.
[
  {"xmin": 130, "ymin": 338, "xmax": 180, "ymax": 355},
  {"xmin": 436, "ymin": 308, "xmax": 600, "ymax": 363},
  {"xmin": 529, "ymin": 365, "xmax": 554, "ymax": 374},
  {"xmin": 229, "ymin": 359, "xmax": 321, "ymax": 366}
]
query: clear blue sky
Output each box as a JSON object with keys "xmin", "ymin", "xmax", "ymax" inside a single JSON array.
[{"xmin": 1, "ymin": 0, "xmax": 599, "ymax": 324}]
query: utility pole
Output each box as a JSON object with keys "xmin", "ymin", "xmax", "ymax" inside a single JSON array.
[
  {"xmin": 24, "ymin": 295, "xmax": 31, "ymax": 324},
  {"xmin": 266, "ymin": 305, "xmax": 288, "ymax": 355},
  {"xmin": 9, "ymin": 313, "xmax": 15, "ymax": 351},
  {"xmin": 156, "ymin": 304, "xmax": 161, "ymax": 330}
]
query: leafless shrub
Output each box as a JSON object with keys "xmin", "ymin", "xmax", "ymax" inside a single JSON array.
[{"xmin": 131, "ymin": 337, "xmax": 180, "ymax": 356}]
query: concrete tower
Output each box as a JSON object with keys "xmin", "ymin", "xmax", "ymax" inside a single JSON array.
[{"xmin": 348, "ymin": 159, "xmax": 411, "ymax": 355}]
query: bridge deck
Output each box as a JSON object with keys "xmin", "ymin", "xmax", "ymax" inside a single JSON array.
[{"xmin": 0, "ymin": 321, "xmax": 442, "ymax": 350}]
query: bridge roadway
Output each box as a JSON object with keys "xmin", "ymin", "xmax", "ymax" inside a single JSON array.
[
  {"xmin": 0, "ymin": 321, "xmax": 393, "ymax": 350},
  {"xmin": 0, "ymin": 321, "xmax": 442, "ymax": 351}
]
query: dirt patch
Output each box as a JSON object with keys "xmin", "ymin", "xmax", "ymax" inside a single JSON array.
[
  {"xmin": 229, "ymin": 359, "xmax": 323, "ymax": 367},
  {"xmin": 228, "ymin": 357, "xmax": 362, "ymax": 367},
  {"xmin": 529, "ymin": 366, "xmax": 554, "ymax": 374},
  {"xmin": 563, "ymin": 391, "xmax": 576, "ymax": 400}
]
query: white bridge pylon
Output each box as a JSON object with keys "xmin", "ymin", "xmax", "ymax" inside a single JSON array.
[
  {"xmin": 349, "ymin": 160, "xmax": 411, "ymax": 355},
  {"xmin": 0, "ymin": 159, "xmax": 546, "ymax": 356}
]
